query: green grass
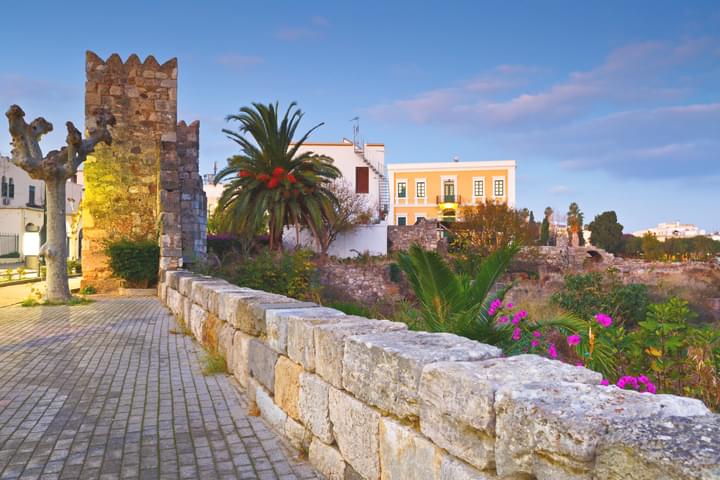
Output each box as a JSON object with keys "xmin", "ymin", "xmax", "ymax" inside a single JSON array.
[
  {"xmin": 202, "ymin": 351, "xmax": 227, "ymax": 375},
  {"xmin": 21, "ymin": 296, "xmax": 94, "ymax": 307},
  {"xmin": 324, "ymin": 299, "xmax": 375, "ymax": 318}
]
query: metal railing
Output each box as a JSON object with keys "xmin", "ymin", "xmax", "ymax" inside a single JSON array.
[
  {"xmin": 436, "ymin": 194, "xmax": 462, "ymax": 204},
  {"xmin": 0, "ymin": 233, "xmax": 19, "ymax": 257}
]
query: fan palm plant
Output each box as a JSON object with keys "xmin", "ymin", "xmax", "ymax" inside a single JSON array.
[{"xmin": 215, "ymin": 102, "xmax": 341, "ymax": 250}]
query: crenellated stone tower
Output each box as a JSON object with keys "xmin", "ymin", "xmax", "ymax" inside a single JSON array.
[{"xmin": 82, "ymin": 51, "xmax": 206, "ymax": 291}]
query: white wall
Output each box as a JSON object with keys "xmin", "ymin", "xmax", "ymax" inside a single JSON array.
[{"xmin": 283, "ymin": 223, "xmax": 387, "ymax": 258}]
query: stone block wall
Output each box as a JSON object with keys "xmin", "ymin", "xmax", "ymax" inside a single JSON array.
[
  {"xmin": 82, "ymin": 51, "xmax": 206, "ymax": 290},
  {"xmin": 177, "ymin": 121, "xmax": 207, "ymax": 262},
  {"xmin": 388, "ymin": 219, "xmax": 440, "ymax": 252},
  {"xmin": 159, "ymin": 270, "xmax": 720, "ymax": 480}
]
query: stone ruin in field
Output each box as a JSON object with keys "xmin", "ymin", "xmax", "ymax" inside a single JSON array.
[{"xmin": 81, "ymin": 51, "xmax": 206, "ymax": 291}]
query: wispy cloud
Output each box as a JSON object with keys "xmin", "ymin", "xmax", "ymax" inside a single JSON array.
[
  {"xmin": 215, "ymin": 54, "xmax": 264, "ymax": 70},
  {"xmin": 275, "ymin": 16, "xmax": 330, "ymax": 41},
  {"xmin": 368, "ymin": 37, "xmax": 720, "ymax": 180},
  {"xmin": 0, "ymin": 74, "xmax": 77, "ymax": 102},
  {"xmin": 549, "ymin": 185, "xmax": 574, "ymax": 194}
]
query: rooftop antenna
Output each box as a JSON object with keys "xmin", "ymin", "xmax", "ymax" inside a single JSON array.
[
  {"xmin": 213, "ymin": 161, "xmax": 218, "ymax": 176},
  {"xmin": 350, "ymin": 116, "xmax": 360, "ymax": 149},
  {"xmin": 452, "ymin": 155, "xmax": 460, "ymax": 162}
]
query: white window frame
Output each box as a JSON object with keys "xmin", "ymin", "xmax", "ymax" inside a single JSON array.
[
  {"xmin": 492, "ymin": 176, "xmax": 505, "ymax": 199},
  {"xmin": 472, "ymin": 176, "xmax": 485, "ymax": 201},
  {"xmin": 414, "ymin": 212, "xmax": 426, "ymax": 224},
  {"xmin": 415, "ymin": 178, "xmax": 427, "ymax": 204},
  {"xmin": 439, "ymin": 175, "xmax": 458, "ymax": 203},
  {"xmin": 396, "ymin": 179, "xmax": 408, "ymax": 203},
  {"xmin": 396, "ymin": 214, "xmax": 408, "ymax": 226}
]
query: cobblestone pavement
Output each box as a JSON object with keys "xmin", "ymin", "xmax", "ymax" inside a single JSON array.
[{"xmin": 0, "ymin": 297, "xmax": 321, "ymax": 480}]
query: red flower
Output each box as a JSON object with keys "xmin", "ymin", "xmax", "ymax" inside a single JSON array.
[
  {"xmin": 287, "ymin": 173, "xmax": 297, "ymax": 184},
  {"xmin": 257, "ymin": 173, "xmax": 270, "ymax": 182},
  {"xmin": 267, "ymin": 177, "xmax": 279, "ymax": 189},
  {"xmin": 239, "ymin": 170, "xmax": 252, "ymax": 177},
  {"xmin": 272, "ymin": 167, "xmax": 285, "ymax": 177}
]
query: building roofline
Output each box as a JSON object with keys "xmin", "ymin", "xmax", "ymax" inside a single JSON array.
[{"xmin": 387, "ymin": 160, "xmax": 516, "ymax": 171}]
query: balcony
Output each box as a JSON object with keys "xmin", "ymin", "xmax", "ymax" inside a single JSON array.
[{"xmin": 436, "ymin": 194, "xmax": 461, "ymax": 204}]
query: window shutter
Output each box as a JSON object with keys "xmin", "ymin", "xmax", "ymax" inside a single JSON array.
[{"xmin": 356, "ymin": 167, "xmax": 369, "ymax": 194}]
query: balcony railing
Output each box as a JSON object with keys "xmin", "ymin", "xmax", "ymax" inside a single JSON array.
[{"xmin": 436, "ymin": 194, "xmax": 461, "ymax": 204}]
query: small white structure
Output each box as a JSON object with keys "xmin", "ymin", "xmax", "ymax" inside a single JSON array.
[
  {"xmin": 0, "ymin": 156, "xmax": 83, "ymax": 264},
  {"xmin": 283, "ymin": 224, "xmax": 388, "ymax": 258},
  {"xmin": 293, "ymin": 138, "xmax": 389, "ymax": 219},
  {"xmin": 202, "ymin": 173, "xmax": 225, "ymax": 218},
  {"xmin": 633, "ymin": 222, "xmax": 708, "ymax": 241}
]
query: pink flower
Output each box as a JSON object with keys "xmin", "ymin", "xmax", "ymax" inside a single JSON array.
[
  {"xmin": 531, "ymin": 339, "xmax": 540, "ymax": 348},
  {"xmin": 488, "ymin": 307, "xmax": 497, "ymax": 316},
  {"xmin": 512, "ymin": 327, "xmax": 522, "ymax": 341},
  {"xmin": 548, "ymin": 344, "xmax": 558, "ymax": 359},
  {"xmin": 646, "ymin": 383, "xmax": 657, "ymax": 394},
  {"xmin": 637, "ymin": 375, "xmax": 649, "ymax": 384},
  {"xmin": 491, "ymin": 299, "xmax": 502, "ymax": 310},
  {"xmin": 497, "ymin": 316, "xmax": 509, "ymax": 324},
  {"xmin": 567, "ymin": 334, "xmax": 581, "ymax": 346},
  {"xmin": 595, "ymin": 313, "xmax": 613, "ymax": 328},
  {"xmin": 600, "ymin": 379, "xmax": 610, "ymax": 386},
  {"xmin": 575, "ymin": 362, "xmax": 584, "ymax": 367},
  {"xmin": 506, "ymin": 303, "xmax": 514, "ymax": 309},
  {"xmin": 511, "ymin": 313, "xmax": 521, "ymax": 325},
  {"xmin": 532, "ymin": 331, "xmax": 542, "ymax": 338}
]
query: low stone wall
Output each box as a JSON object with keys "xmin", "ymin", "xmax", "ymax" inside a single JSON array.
[
  {"xmin": 159, "ymin": 270, "xmax": 720, "ymax": 480},
  {"xmin": 317, "ymin": 260, "xmax": 405, "ymax": 305},
  {"xmin": 388, "ymin": 219, "xmax": 440, "ymax": 252}
]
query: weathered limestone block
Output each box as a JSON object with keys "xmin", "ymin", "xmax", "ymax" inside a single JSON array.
[
  {"xmin": 217, "ymin": 323, "xmax": 234, "ymax": 373},
  {"xmin": 419, "ymin": 355, "xmax": 602, "ymax": 471},
  {"xmin": 206, "ymin": 284, "xmax": 248, "ymax": 317},
  {"xmin": 189, "ymin": 303, "xmax": 207, "ymax": 340},
  {"xmin": 218, "ymin": 290, "xmax": 299, "ymax": 335},
  {"xmin": 165, "ymin": 270, "xmax": 195, "ymax": 290},
  {"xmin": 594, "ymin": 414, "xmax": 720, "ymax": 480},
  {"xmin": 267, "ymin": 307, "xmax": 345, "ymax": 355},
  {"xmin": 329, "ymin": 387, "xmax": 381, "ymax": 480},
  {"xmin": 250, "ymin": 300, "xmax": 316, "ymax": 336},
  {"xmin": 494, "ymin": 382, "xmax": 711, "ymax": 479},
  {"xmin": 298, "ymin": 373, "xmax": 333, "ymax": 444},
  {"xmin": 314, "ymin": 317, "xmax": 407, "ymax": 388},
  {"xmin": 342, "ymin": 331, "xmax": 502, "ymax": 420},
  {"xmin": 158, "ymin": 282, "xmax": 168, "ymax": 302},
  {"xmin": 248, "ymin": 339, "xmax": 279, "ymax": 393},
  {"xmin": 440, "ymin": 456, "xmax": 497, "ymax": 480},
  {"xmin": 231, "ymin": 331, "xmax": 252, "ymax": 388},
  {"xmin": 274, "ymin": 356, "xmax": 304, "ymax": 420},
  {"xmin": 166, "ymin": 288, "xmax": 183, "ymax": 317},
  {"xmin": 191, "ymin": 279, "xmax": 232, "ymax": 310},
  {"xmin": 284, "ymin": 416, "xmax": 312, "ymax": 452},
  {"xmin": 178, "ymin": 273, "xmax": 208, "ymax": 297},
  {"xmin": 309, "ymin": 438, "xmax": 361, "ymax": 480},
  {"xmin": 379, "ymin": 418, "xmax": 442, "ymax": 480},
  {"xmin": 287, "ymin": 316, "xmax": 348, "ymax": 372},
  {"xmin": 255, "ymin": 381, "xmax": 287, "ymax": 433},
  {"xmin": 182, "ymin": 296, "xmax": 193, "ymax": 330}
]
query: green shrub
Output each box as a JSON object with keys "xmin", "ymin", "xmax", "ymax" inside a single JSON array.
[
  {"xmin": 106, "ymin": 239, "xmax": 160, "ymax": 288},
  {"xmin": 551, "ymin": 270, "xmax": 649, "ymax": 326},
  {"xmin": 0, "ymin": 251, "xmax": 19, "ymax": 258},
  {"xmin": 388, "ymin": 262, "xmax": 402, "ymax": 283},
  {"xmin": 324, "ymin": 300, "xmax": 374, "ymax": 318},
  {"xmin": 80, "ymin": 285, "xmax": 97, "ymax": 295},
  {"xmin": 67, "ymin": 259, "xmax": 81, "ymax": 275}
]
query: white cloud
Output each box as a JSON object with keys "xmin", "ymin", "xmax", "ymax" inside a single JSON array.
[{"xmin": 215, "ymin": 54, "xmax": 264, "ymax": 70}]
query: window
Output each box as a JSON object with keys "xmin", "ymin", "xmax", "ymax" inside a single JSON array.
[
  {"xmin": 355, "ymin": 167, "xmax": 369, "ymax": 194},
  {"xmin": 28, "ymin": 185, "xmax": 35, "ymax": 206},
  {"xmin": 397, "ymin": 216, "xmax": 407, "ymax": 226},
  {"xmin": 494, "ymin": 179, "xmax": 504, "ymax": 197},
  {"xmin": 416, "ymin": 181, "xmax": 426, "ymax": 198},
  {"xmin": 8, "ymin": 178, "xmax": 14, "ymax": 198},
  {"xmin": 473, "ymin": 179, "xmax": 484, "ymax": 197},
  {"xmin": 1, "ymin": 176, "xmax": 6, "ymax": 197},
  {"xmin": 415, "ymin": 215, "xmax": 425, "ymax": 224},
  {"xmin": 397, "ymin": 182, "xmax": 407, "ymax": 198}
]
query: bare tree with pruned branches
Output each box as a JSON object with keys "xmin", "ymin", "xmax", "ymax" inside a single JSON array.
[{"xmin": 6, "ymin": 105, "xmax": 115, "ymax": 302}]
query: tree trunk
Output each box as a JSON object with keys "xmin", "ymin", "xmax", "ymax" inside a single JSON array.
[{"xmin": 44, "ymin": 178, "xmax": 72, "ymax": 302}]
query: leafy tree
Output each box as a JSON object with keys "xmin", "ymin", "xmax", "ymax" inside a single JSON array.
[
  {"xmin": 450, "ymin": 201, "xmax": 535, "ymax": 275},
  {"xmin": 308, "ymin": 180, "xmax": 375, "ymax": 256},
  {"xmin": 540, "ymin": 206, "xmax": 553, "ymax": 245},
  {"xmin": 567, "ymin": 202, "xmax": 584, "ymax": 246},
  {"xmin": 641, "ymin": 232, "xmax": 664, "ymax": 260},
  {"xmin": 215, "ymin": 102, "xmax": 341, "ymax": 250},
  {"xmin": 588, "ymin": 211, "xmax": 624, "ymax": 253},
  {"xmin": 621, "ymin": 234, "xmax": 642, "ymax": 256}
]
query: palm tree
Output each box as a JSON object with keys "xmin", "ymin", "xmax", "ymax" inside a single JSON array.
[
  {"xmin": 215, "ymin": 102, "xmax": 341, "ymax": 250},
  {"xmin": 567, "ymin": 202, "xmax": 584, "ymax": 246}
]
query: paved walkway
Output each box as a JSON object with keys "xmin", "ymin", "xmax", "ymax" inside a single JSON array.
[
  {"xmin": 0, "ymin": 297, "xmax": 320, "ymax": 480},
  {"xmin": 0, "ymin": 277, "xmax": 82, "ymax": 308}
]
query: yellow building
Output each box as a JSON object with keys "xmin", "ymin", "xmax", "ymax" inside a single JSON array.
[{"xmin": 387, "ymin": 160, "xmax": 516, "ymax": 225}]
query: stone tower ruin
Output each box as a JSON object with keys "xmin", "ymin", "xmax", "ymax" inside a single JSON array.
[{"xmin": 82, "ymin": 51, "xmax": 206, "ymax": 291}]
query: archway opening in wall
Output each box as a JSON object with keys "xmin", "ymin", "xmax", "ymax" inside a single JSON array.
[{"xmin": 587, "ymin": 250, "xmax": 603, "ymax": 263}]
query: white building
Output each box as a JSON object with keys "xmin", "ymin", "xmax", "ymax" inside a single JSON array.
[
  {"xmin": 0, "ymin": 156, "xmax": 83, "ymax": 266},
  {"xmin": 293, "ymin": 138, "xmax": 389, "ymax": 219},
  {"xmin": 202, "ymin": 173, "xmax": 225, "ymax": 218},
  {"xmin": 633, "ymin": 222, "xmax": 707, "ymax": 241}
]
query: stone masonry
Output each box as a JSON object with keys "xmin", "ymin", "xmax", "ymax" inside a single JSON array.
[
  {"xmin": 82, "ymin": 51, "xmax": 206, "ymax": 291},
  {"xmin": 160, "ymin": 270, "xmax": 720, "ymax": 480},
  {"xmin": 387, "ymin": 218, "xmax": 441, "ymax": 252}
]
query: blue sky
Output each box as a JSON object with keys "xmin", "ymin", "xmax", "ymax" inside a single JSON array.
[{"xmin": 1, "ymin": 1, "xmax": 718, "ymax": 232}]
